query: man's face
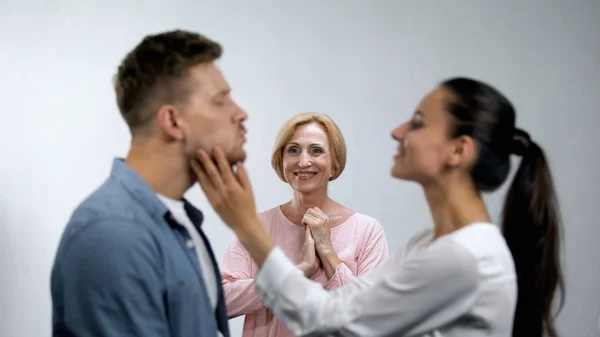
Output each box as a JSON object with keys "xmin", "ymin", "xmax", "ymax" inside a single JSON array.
[{"xmin": 173, "ymin": 62, "xmax": 248, "ymax": 164}]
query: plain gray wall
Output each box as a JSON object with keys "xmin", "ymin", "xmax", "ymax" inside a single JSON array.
[{"xmin": 1, "ymin": 0, "xmax": 598, "ymax": 336}]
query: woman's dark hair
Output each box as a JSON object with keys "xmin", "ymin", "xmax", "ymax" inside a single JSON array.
[{"xmin": 440, "ymin": 77, "xmax": 565, "ymax": 337}]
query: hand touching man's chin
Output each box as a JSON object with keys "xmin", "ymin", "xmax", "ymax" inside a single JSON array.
[
  {"xmin": 227, "ymin": 146, "xmax": 247, "ymax": 165},
  {"xmin": 202, "ymin": 140, "xmax": 246, "ymax": 167}
]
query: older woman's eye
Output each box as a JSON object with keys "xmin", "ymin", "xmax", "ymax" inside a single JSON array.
[{"xmin": 311, "ymin": 148, "xmax": 324, "ymax": 154}]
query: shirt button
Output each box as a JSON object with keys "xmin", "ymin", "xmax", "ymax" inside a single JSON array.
[{"xmin": 186, "ymin": 240, "xmax": 194, "ymax": 248}]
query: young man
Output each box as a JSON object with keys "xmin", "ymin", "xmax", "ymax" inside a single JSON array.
[{"xmin": 50, "ymin": 29, "xmax": 248, "ymax": 337}]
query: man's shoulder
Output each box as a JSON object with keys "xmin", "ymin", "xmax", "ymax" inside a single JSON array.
[
  {"xmin": 51, "ymin": 186, "xmax": 165, "ymax": 302},
  {"xmin": 59, "ymin": 177, "xmax": 155, "ymax": 253},
  {"xmin": 72, "ymin": 177, "xmax": 139, "ymax": 222}
]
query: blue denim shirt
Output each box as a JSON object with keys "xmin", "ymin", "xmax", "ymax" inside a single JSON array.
[{"xmin": 51, "ymin": 159, "xmax": 230, "ymax": 337}]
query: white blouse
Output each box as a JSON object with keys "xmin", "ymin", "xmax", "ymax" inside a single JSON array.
[{"xmin": 254, "ymin": 223, "xmax": 517, "ymax": 337}]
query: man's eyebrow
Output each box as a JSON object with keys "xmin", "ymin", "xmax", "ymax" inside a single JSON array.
[{"xmin": 211, "ymin": 88, "xmax": 231, "ymax": 100}]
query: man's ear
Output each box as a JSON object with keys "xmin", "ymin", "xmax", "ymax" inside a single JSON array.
[
  {"xmin": 156, "ymin": 104, "xmax": 184, "ymax": 140},
  {"xmin": 447, "ymin": 135, "xmax": 477, "ymax": 168}
]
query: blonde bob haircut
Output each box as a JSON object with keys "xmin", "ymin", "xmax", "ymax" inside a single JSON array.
[{"xmin": 271, "ymin": 112, "xmax": 347, "ymax": 183}]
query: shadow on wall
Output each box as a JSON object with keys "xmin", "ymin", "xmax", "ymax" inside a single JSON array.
[
  {"xmin": 0, "ymin": 175, "xmax": 57, "ymax": 337},
  {"xmin": 0, "ymin": 201, "xmax": 17, "ymax": 336}
]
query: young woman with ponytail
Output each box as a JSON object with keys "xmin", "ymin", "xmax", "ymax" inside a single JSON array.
[{"xmin": 192, "ymin": 77, "xmax": 565, "ymax": 337}]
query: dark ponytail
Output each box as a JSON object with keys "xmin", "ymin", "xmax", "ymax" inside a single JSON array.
[
  {"xmin": 502, "ymin": 131, "xmax": 565, "ymax": 337},
  {"xmin": 440, "ymin": 77, "xmax": 565, "ymax": 337}
]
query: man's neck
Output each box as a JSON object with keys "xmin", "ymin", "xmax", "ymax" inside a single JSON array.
[{"xmin": 125, "ymin": 138, "xmax": 193, "ymax": 200}]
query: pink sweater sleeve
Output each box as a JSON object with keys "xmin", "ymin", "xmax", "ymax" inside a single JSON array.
[
  {"xmin": 323, "ymin": 219, "xmax": 389, "ymax": 291},
  {"xmin": 220, "ymin": 236, "xmax": 266, "ymax": 318}
]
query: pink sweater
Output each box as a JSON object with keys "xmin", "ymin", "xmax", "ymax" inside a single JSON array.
[{"xmin": 220, "ymin": 206, "xmax": 389, "ymax": 337}]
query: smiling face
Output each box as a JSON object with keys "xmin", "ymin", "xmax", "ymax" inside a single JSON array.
[
  {"xmin": 282, "ymin": 122, "xmax": 333, "ymax": 194},
  {"xmin": 390, "ymin": 87, "xmax": 466, "ymax": 184}
]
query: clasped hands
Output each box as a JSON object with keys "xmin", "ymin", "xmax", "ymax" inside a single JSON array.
[
  {"xmin": 190, "ymin": 146, "xmax": 336, "ymax": 277},
  {"xmin": 298, "ymin": 207, "xmax": 334, "ymax": 278}
]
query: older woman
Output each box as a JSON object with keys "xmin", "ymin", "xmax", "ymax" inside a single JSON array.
[{"xmin": 220, "ymin": 112, "xmax": 390, "ymax": 337}]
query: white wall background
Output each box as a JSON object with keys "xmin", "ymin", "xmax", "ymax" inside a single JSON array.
[{"xmin": 1, "ymin": 0, "xmax": 598, "ymax": 336}]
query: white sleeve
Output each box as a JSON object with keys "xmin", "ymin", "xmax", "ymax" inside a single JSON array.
[{"xmin": 254, "ymin": 238, "xmax": 480, "ymax": 337}]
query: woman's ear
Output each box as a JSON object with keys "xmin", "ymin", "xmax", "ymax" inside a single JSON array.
[
  {"xmin": 447, "ymin": 135, "xmax": 477, "ymax": 168},
  {"xmin": 328, "ymin": 163, "xmax": 338, "ymax": 180}
]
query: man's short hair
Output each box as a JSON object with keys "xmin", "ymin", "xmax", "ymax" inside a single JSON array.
[{"xmin": 113, "ymin": 30, "xmax": 222, "ymax": 134}]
